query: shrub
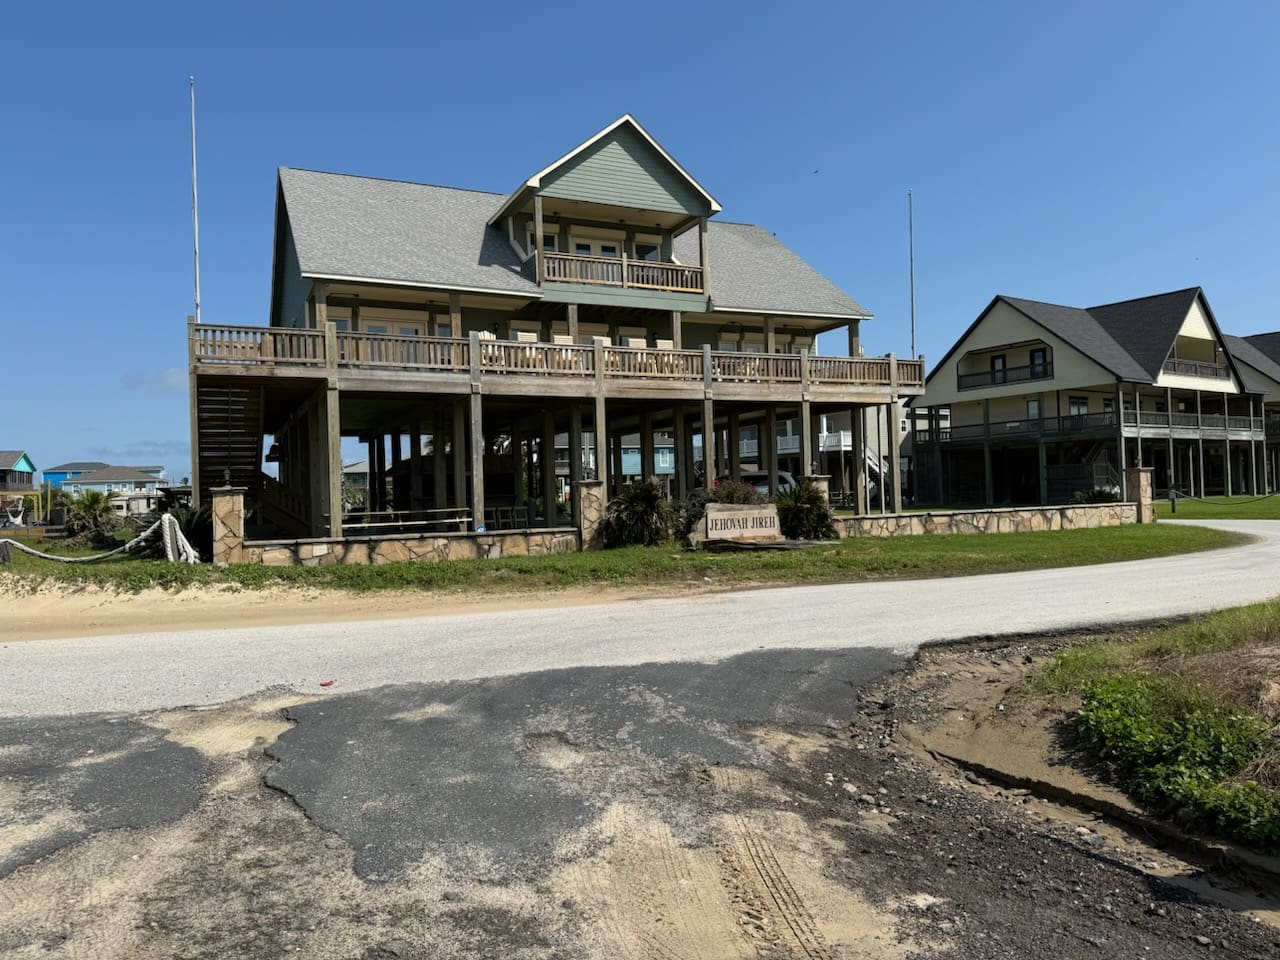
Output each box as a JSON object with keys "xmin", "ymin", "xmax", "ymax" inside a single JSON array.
[
  {"xmin": 1072, "ymin": 486, "xmax": 1120, "ymax": 504},
  {"xmin": 1074, "ymin": 675, "xmax": 1279, "ymax": 846},
  {"xmin": 132, "ymin": 503, "xmax": 213, "ymax": 562},
  {"xmin": 599, "ymin": 480, "xmax": 673, "ymax": 548},
  {"xmin": 775, "ymin": 478, "xmax": 837, "ymax": 541},
  {"xmin": 672, "ymin": 479, "xmax": 769, "ymax": 544}
]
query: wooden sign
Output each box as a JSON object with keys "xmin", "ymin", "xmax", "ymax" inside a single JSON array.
[{"xmin": 703, "ymin": 503, "xmax": 782, "ymax": 542}]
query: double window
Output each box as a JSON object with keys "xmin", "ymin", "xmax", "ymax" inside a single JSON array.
[
  {"xmin": 573, "ymin": 238, "xmax": 620, "ymax": 258},
  {"xmin": 1068, "ymin": 396, "xmax": 1089, "ymax": 417},
  {"xmin": 1029, "ymin": 347, "xmax": 1048, "ymax": 378}
]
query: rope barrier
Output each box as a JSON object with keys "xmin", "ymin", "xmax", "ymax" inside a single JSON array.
[
  {"xmin": 1171, "ymin": 491, "xmax": 1279, "ymax": 506},
  {"xmin": 0, "ymin": 514, "xmax": 201, "ymax": 564}
]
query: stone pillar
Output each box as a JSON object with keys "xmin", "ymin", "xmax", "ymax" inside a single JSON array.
[
  {"xmin": 211, "ymin": 485, "xmax": 246, "ymax": 567},
  {"xmin": 803, "ymin": 474, "xmax": 830, "ymax": 505},
  {"xmin": 1124, "ymin": 466, "xmax": 1155, "ymax": 524},
  {"xmin": 575, "ymin": 479, "xmax": 606, "ymax": 550}
]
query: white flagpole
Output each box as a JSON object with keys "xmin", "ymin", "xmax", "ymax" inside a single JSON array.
[
  {"xmin": 190, "ymin": 76, "xmax": 202, "ymax": 325},
  {"xmin": 908, "ymin": 189, "xmax": 915, "ymax": 358}
]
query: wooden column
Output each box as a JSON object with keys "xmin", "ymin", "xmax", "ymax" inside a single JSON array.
[
  {"xmin": 432, "ymin": 408, "xmax": 447, "ymax": 508},
  {"xmin": 543, "ymin": 411, "xmax": 557, "ymax": 524},
  {"xmin": 765, "ymin": 404, "xmax": 779, "ymax": 498},
  {"xmin": 1038, "ymin": 389, "xmax": 1048, "ymax": 505},
  {"xmin": 511, "ymin": 418, "xmax": 525, "ymax": 512},
  {"xmin": 452, "ymin": 401, "xmax": 466, "ymax": 510},
  {"xmin": 800, "ymin": 399, "xmax": 813, "ymax": 478},
  {"xmin": 594, "ymin": 393, "xmax": 608, "ymax": 495},
  {"xmin": 325, "ymin": 386, "xmax": 342, "ymax": 537},
  {"xmin": 611, "ymin": 433, "xmax": 624, "ymax": 495},
  {"xmin": 702, "ymin": 397, "xmax": 715, "ymax": 490},
  {"xmin": 314, "ymin": 282, "xmax": 330, "ymax": 329},
  {"xmin": 673, "ymin": 406, "xmax": 688, "ymax": 500},
  {"xmin": 469, "ymin": 391, "xmax": 485, "ymax": 530},
  {"xmin": 847, "ymin": 319, "xmax": 860, "ymax": 358},
  {"xmin": 640, "ymin": 411, "xmax": 655, "ymax": 481},
  {"xmin": 764, "ymin": 317, "xmax": 776, "ymax": 356},
  {"xmin": 698, "ymin": 216, "xmax": 709, "ymax": 284},
  {"xmin": 929, "ymin": 407, "xmax": 942, "ymax": 507},
  {"xmin": 1223, "ymin": 391, "xmax": 1231, "ymax": 495},
  {"xmin": 567, "ymin": 302, "xmax": 579, "ymax": 343},
  {"xmin": 670, "ymin": 310, "xmax": 682, "ymax": 350},
  {"xmin": 982, "ymin": 398, "xmax": 993, "ymax": 507},
  {"xmin": 853, "ymin": 407, "xmax": 867, "ymax": 513},
  {"xmin": 533, "ymin": 193, "xmax": 545, "ymax": 284},
  {"xmin": 449, "ymin": 290, "xmax": 462, "ymax": 336},
  {"xmin": 569, "ymin": 405, "xmax": 583, "ymax": 488},
  {"xmin": 888, "ymin": 402, "xmax": 903, "ymax": 513},
  {"xmin": 1166, "ymin": 387, "xmax": 1175, "ymax": 495},
  {"xmin": 1196, "ymin": 391, "xmax": 1205, "ymax": 500},
  {"xmin": 409, "ymin": 419, "xmax": 423, "ymax": 509},
  {"xmin": 728, "ymin": 411, "xmax": 741, "ymax": 480}
]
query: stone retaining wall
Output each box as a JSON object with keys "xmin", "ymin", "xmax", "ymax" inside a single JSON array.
[
  {"xmin": 836, "ymin": 502, "xmax": 1139, "ymax": 539},
  {"xmin": 241, "ymin": 528, "xmax": 581, "ymax": 567}
]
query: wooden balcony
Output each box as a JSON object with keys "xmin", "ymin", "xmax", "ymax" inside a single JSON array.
[
  {"xmin": 542, "ymin": 251, "xmax": 703, "ymax": 294},
  {"xmin": 916, "ymin": 410, "xmax": 1265, "ymax": 446},
  {"xmin": 1161, "ymin": 358, "xmax": 1231, "ymax": 379},
  {"xmin": 190, "ymin": 324, "xmax": 924, "ymax": 400}
]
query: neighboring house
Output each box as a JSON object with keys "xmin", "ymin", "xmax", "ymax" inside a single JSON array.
[
  {"xmin": 43, "ymin": 461, "xmax": 164, "ymax": 489},
  {"xmin": 1233, "ymin": 332, "xmax": 1280, "ymax": 488},
  {"xmin": 189, "ymin": 114, "xmax": 924, "ymax": 539},
  {"xmin": 0, "ymin": 450, "xmax": 36, "ymax": 492},
  {"xmin": 910, "ymin": 288, "xmax": 1272, "ymax": 506},
  {"xmin": 64, "ymin": 466, "xmax": 166, "ymax": 516}
]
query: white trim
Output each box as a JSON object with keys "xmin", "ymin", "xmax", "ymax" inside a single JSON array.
[
  {"xmin": 301, "ymin": 272, "xmax": 541, "ymax": 300},
  {"xmin": 710, "ymin": 305, "xmax": 873, "ymax": 322},
  {"xmin": 487, "ymin": 114, "xmax": 722, "ymax": 225}
]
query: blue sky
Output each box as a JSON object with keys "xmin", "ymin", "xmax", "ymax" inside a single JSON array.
[{"xmin": 4, "ymin": 2, "xmax": 1277, "ymax": 479}]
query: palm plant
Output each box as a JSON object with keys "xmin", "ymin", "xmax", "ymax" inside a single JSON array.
[{"xmin": 65, "ymin": 490, "xmax": 123, "ymax": 546}]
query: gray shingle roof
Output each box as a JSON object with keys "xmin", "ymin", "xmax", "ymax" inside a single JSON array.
[
  {"xmin": 674, "ymin": 222, "xmax": 870, "ymax": 318},
  {"xmin": 0, "ymin": 451, "xmax": 29, "ymax": 471},
  {"xmin": 44, "ymin": 460, "xmax": 109, "ymax": 473},
  {"xmin": 1225, "ymin": 334, "xmax": 1280, "ymax": 391},
  {"xmin": 68, "ymin": 466, "xmax": 162, "ymax": 485},
  {"xmin": 1244, "ymin": 332, "xmax": 1280, "ymax": 367},
  {"xmin": 999, "ymin": 296, "xmax": 1151, "ymax": 381},
  {"xmin": 280, "ymin": 169, "xmax": 538, "ymax": 295},
  {"xmin": 280, "ymin": 168, "xmax": 870, "ymax": 320},
  {"xmin": 1086, "ymin": 288, "xmax": 1202, "ymax": 380}
]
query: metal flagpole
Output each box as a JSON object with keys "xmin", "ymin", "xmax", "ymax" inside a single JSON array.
[
  {"xmin": 908, "ymin": 189, "xmax": 915, "ymax": 358},
  {"xmin": 190, "ymin": 76, "xmax": 202, "ymax": 325}
]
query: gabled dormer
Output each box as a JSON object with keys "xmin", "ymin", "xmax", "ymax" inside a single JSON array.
[{"xmin": 488, "ymin": 115, "xmax": 719, "ymax": 310}]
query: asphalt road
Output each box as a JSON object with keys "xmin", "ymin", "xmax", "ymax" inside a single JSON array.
[{"xmin": 2, "ymin": 519, "xmax": 1277, "ymax": 717}]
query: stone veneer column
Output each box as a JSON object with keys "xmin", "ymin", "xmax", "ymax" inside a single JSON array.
[
  {"xmin": 575, "ymin": 479, "xmax": 606, "ymax": 550},
  {"xmin": 211, "ymin": 485, "xmax": 247, "ymax": 567},
  {"xmin": 1124, "ymin": 466, "xmax": 1155, "ymax": 524},
  {"xmin": 803, "ymin": 474, "xmax": 831, "ymax": 505}
]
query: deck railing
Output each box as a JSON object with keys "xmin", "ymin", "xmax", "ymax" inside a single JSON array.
[
  {"xmin": 919, "ymin": 410, "xmax": 1265, "ymax": 444},
  {"xmin": 1162, "ymin": 358, "xmax": 1231, "ymax": 379},
  {"xmin": 190, "ymin": 324, "xmax": 917, "ymax": 391},
  {"xmin": 957, "ymin": 362, "xmax": 1053, "ymax": 390},
  {"xmin": 543, "ymin": 252, "xmax": 704, "ymax": 294}
]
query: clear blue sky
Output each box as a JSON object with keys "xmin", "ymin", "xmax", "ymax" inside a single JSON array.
[{"xmin": 4, "ymin": 2, "xmax": 1277, "ymax": 480}]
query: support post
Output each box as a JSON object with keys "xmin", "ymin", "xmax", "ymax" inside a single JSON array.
[
  {"xmin": 889, "ymin": 402, "xmax": 903, "ymax": 513},
  {"xmin": 671, "ymin": 310, "xmax": 682, "ymax": 351},
  {"xmin": 698, "ymin": 216, "xmax": 709, "ymax": 285},
  {"xmin": 1167, "ymin": 386, "xmax": 1175, "ymax": 495},
  {"xmin": 567, "ymin": 302, "xmax": 579, "ymax": 343},
  {"xmin": 1224, "ymin": 390, "xmax": 1232, "ymax": 496},
  {"xmin": 982, "ymin": 398, "xmax": 993, "ymax": 507},
  {"xmin": 533, "ymin": 193, "xmax": 545, "ymax": 285},
  {"xmin": 325, "ymin": 386, "xmax": 342, "ymax": 538},
  {"xmin": 433, "ymin": 408, "xmax": 447, "ymax": 508},
  {"xmin": 543, "ymin": 411, "xmax": 557, "ymax": 525},
  {"xmin": 673, "ymin": 406, "xmax": 688, "ymax": 500},
  {"xmin": 409, "ymin": 419, "xmax": 423, "ymax": 510},
  {"xmin": 210, "ymin": 485, "xmax": 247, "ymax": 567},
  {"xmin": 1196, "ymin": 390, "xmax": 1204, "ymax": 499},
  {"xmin": 765, "ymin": 404, "xmax": 778, "ymax": 498},
  {"xmin": 728, "ymin": 411, "xmax": 741, "ymax": 480},
  {"xmin": 449, "ymin": 290, "xmax": 462, "ymax": 335},
  {"xmin": 640, "ymin": 411, "xmax": 655, "ymax": 481},
  {"xmin": 854, "ymin": 407, "xmax": 868, "ymax": 513},
  {"xmin": 593, "ymin": 391, "xmax": 608, "ymax": 495},
  {"xmin": 702, "ymin": 396, "xmax": 715, "ymax": 490},
  {"xmin": 452, "ymin": 400, "xmax": 466, "ymax": 510},
  {"xmin": 569, "ymin": 405, "xmax": 584, "ymax": 512},
  {"xmin": 764, "ymin": 317, "xmax": 776, "ymax": 356},
  {"xmin": 800, "ymin": 399, "xmax": 813, "ymax": 481},
  {"xmin": 469, "ymin": 390, "xmax": 485, "ymax": 531}
]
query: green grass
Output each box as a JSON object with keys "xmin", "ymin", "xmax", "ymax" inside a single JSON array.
[
  {"xmin": 1034, "ymin": 601, "xmax": 1280, "ymax": 848},
  {"xmin": 1156, "ymin": 494, "xmax": 1280, "ymax": 520},
  {"xmin": 1, "ymin": 523, "xmax": 1246, "ymax": 595}
]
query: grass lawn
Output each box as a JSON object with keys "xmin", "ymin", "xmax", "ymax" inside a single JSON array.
[
  {"xmin": 1032, "ymin": 602, "xmax": 1280, "ymax": 848},
  {"xmin": 1155, "ymin": 494, "xmax": 1280, "ymax": 521},
  {"xmin": 1, "ymin": 522, "xmax": 1247, "ymax": 595}
]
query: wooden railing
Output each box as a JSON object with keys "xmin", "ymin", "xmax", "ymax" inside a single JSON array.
[
  {"xmin": 192, "ymin": 324, "xmax": 916, "ymax": 391},
  {"xmin": 919, "ymin": 410, "xmax": 1266, "ymax": 444},
  {"xmin": 957, "ymin": 362, "xmax": 1053, "ymax": 390},
  {"xmin": 1162, "ymin": 358, "xmax": 1231, "ymax": 379},
  {"xmin": 542, "ymin": 252, "xmax": 704, "ymax": 294},
  {"xmin": 192, "ymin": 324, "xmax": 326, "ymax": 366}
]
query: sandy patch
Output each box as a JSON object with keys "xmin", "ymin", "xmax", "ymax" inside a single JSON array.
[{"xmin": 140, "ymin": 691, "xmax": 313, "ymax": 758}]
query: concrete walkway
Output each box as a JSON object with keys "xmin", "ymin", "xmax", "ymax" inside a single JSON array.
[{"xmin": 3, "ymin": 519, "xmax": 1277, "ymax": 717}]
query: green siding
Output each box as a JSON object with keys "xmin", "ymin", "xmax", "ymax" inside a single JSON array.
[
  {"xmin": 276, "ymin": 215, "xmax": 311, "ymax": 329},
  {"xmin": 13, "ymin": 453, "xmax": 35, "ymax": 473},
  {"xmin": 539, "ymin": 125, "xmax": 709, "ymax": 216}
]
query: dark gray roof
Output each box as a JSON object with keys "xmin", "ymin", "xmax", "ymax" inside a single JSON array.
[
  {"xmin": 999, "ymin": 296, "xmax": 1151, "ymax": 381},
  {"xmin": 280, "ymin": 168, "xmax": 538, "ymax": 295},
  {"xmin": 0, "ymin": 450, "xmax": 30, "ymax": 471},
  {"xmin": 68, "ymin": 466, "xmax": 162, "ymax": 485},
  {"xmin": 674, "ymin": 222, "xmax": 870, "ymax": 318},
  {"xmin": 1086, "ymin": 288, "xmax": 1202, "ymax": 380},
  {"xmin": 280, "ymin": 168, "xmax": 870, "ymax": 320},
  {"xmin": 1244, "ymin": 332, "xmax": 1280, "ymax": 366},
  {"xmin": 1225, "ymin": 334, "xmax": 1280, "ymax": 391},
  {"xmin": 44, "ymin": 460, "xmax": 109, "ymax": 473}
]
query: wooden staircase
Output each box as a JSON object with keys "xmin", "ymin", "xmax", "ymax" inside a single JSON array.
[{"xmin": 196, "ymin": 383, "xmax": 264, "ymax": 504}]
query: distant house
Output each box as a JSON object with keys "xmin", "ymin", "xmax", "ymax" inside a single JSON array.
[
  {"xmin": 0, "ymin": 450, "xmax": 36, "ymax": 492},
  {"xmin": 41, "ymin": 461, "xmax": 109, "ymax": 489},
  {"xmin": 64, "ymin": 466, "xmax": 166, "ymax": 516},
  {"xmin": 911, "ymin": 288, "xmax": 1275, "ymax": 505}
]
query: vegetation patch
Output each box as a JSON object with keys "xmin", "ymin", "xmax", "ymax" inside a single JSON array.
[
  {"xmin": 1155, "ymin": 494, "xmax": 1280, "ymax": 520},
  {"xmin": 2, "ymin": 524, "xmax": 1245, "ymax": 596},
  {"xmin": 1036, "ymin": 601, "xmax": 1280, "ymax": 849}
]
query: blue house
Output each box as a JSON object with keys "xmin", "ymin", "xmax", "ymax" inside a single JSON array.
[{"xmin": 41, "ymin": 461, "xmax": 109, "ymax": 489}]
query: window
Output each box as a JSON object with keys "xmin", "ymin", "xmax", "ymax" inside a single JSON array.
[
  {"xmin": 990, "ymin": 354, "xmax": 1007, "ymax": 384},
  {"xmin": 572, "ymin": 237, "xmax": 621, "ymax": 258},
  {"xmin": 634, "ymin": 241, "xmax": 660, "ymax": 261},
  {"xmin": 527, "ymin": 231, "xmax": 557, "ymax": 256},
  {"xmin": 656, "ymin": 449, "xmax": 673, "ymax": 468},
  {"xmin": 1103, "ymin": 397, "xmax": 1115, "ymax": 413},
  {"xmin": 1029, "ymin": 347, "xmax": 1048, "ymax": 377},
  {"xmin": 1068, "ymin": 396, "xmax": 1089, "ymax": 416},
  {"xmin": 1026, "ymin": 399, "xmax": 1041, "ymax": 420}
]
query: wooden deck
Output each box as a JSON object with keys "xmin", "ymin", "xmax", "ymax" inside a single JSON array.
[{"xmin": 190, "ymin": 324, "xmax": 925, "ymax": 401}]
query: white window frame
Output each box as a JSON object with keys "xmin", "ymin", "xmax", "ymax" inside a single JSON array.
[
  {"xmin": 633, "ymin": 233, "xmax": 662, "ymax": 261},
  {"xmin": 527, "ymin": 223, "xmax": 560, "ymax": 258},
  {"xmin": 569, "ymin": 227, "xmax": 625, "ymax": 259}
]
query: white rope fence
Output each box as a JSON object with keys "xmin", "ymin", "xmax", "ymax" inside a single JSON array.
[{"xmin": 0, "ymin": 514, "xmax": 201, "ymax": 565}]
